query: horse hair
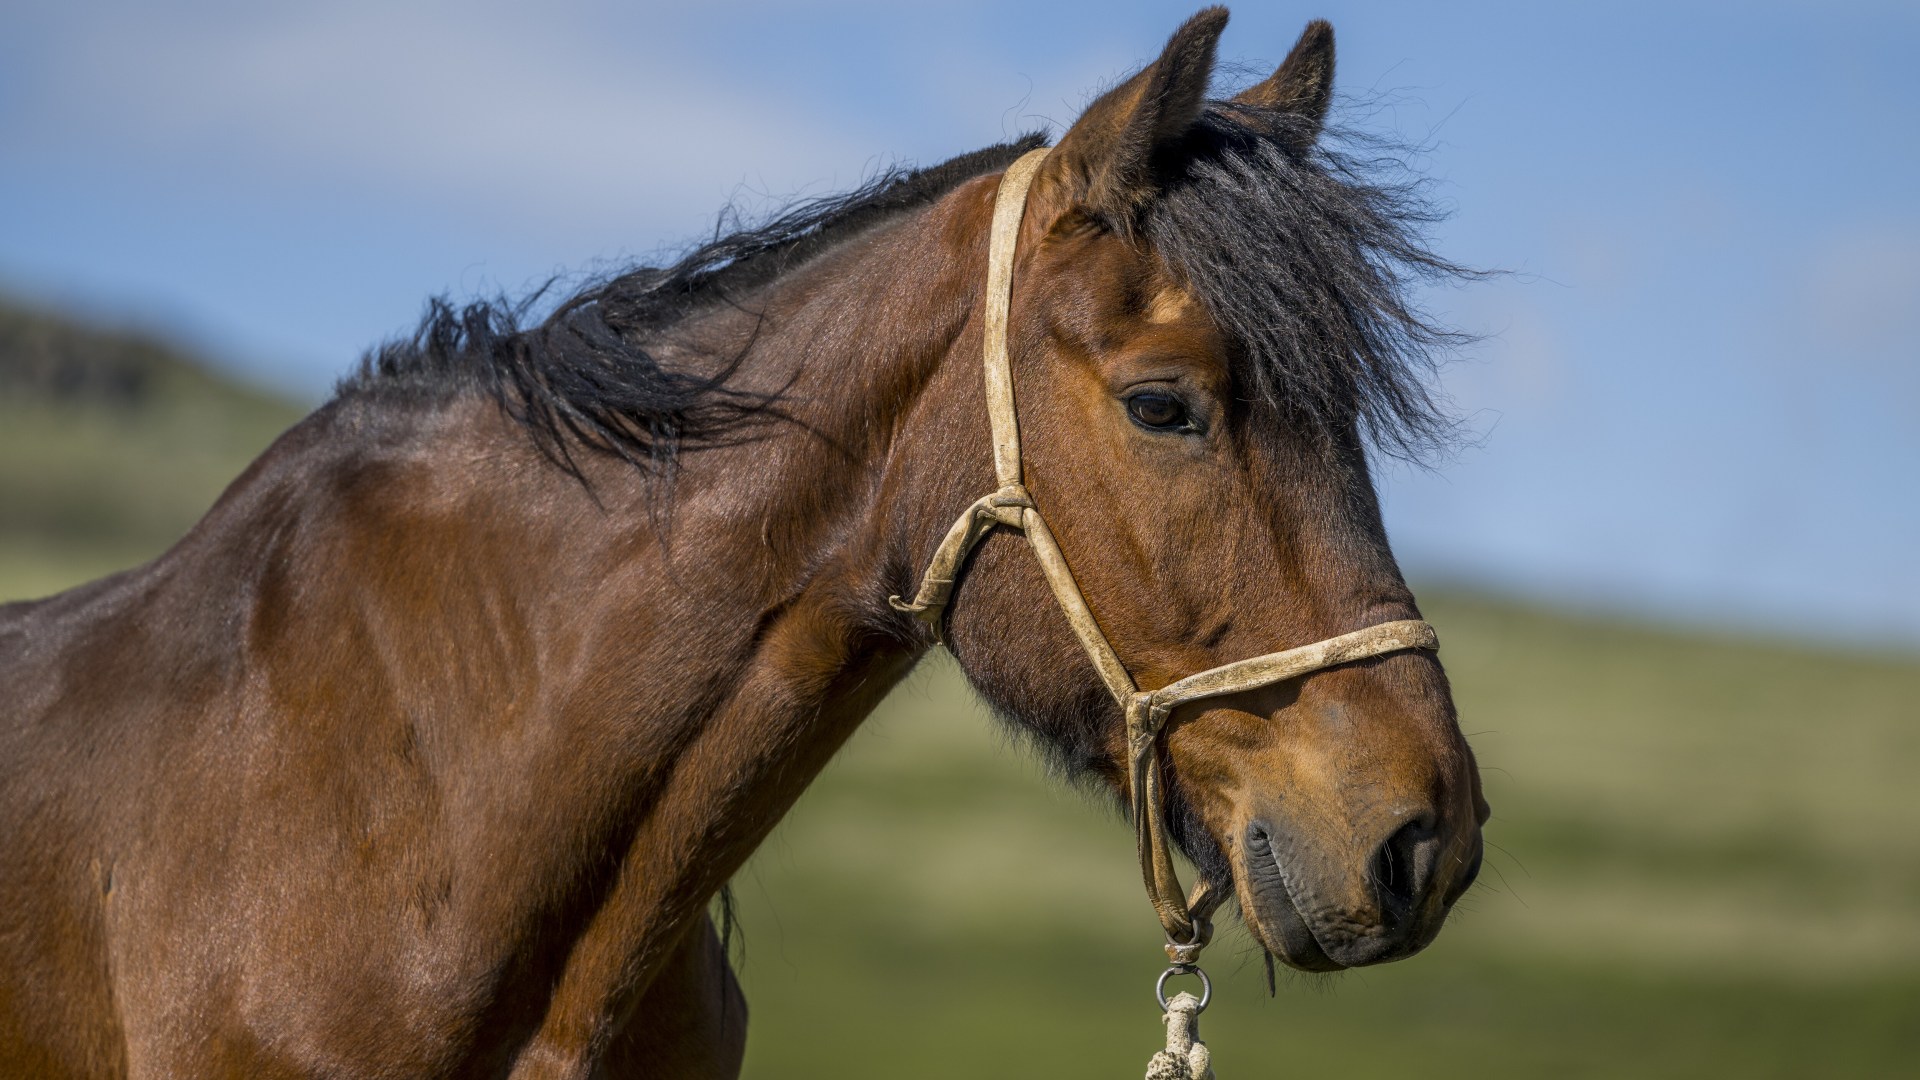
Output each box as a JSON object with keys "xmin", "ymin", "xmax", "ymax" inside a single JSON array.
[
  {"xmin": 1146, "ymin": 102, "xmax": 1476, "ymax": 462},
  {"xmin": 339, "ymin": 100, "xmax": 1470, "ymax": 476},
  {"xmin": 338, "ymin": 135, "xmax": 1047, "ymax": 479}
]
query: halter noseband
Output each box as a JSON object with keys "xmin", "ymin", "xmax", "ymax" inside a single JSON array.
[{"xmin": 890, "ymin": 147, "xmax": 1439, "ymax": 951}]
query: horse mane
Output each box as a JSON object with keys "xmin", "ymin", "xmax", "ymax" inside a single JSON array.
[
  {"xmin": 1147, "ymin": 102, "xmax": 1476, "ymax": 462},
  {"xmin": 337, "ymin": 134, "xmax": 1048, "ymax": 478},
  {"xmin": 338, "ymin": 99, "xmax": 1470, "ymax": 477}
]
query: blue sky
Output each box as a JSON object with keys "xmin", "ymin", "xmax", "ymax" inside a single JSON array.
[{"xmin": 3, "ymin": 1, "xmax": 1916, "ymax": 645}]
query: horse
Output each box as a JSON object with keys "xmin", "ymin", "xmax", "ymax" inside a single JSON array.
[{"xmin": 0, "ymin": 9, "xmax": 1489, "ymax": 1077}]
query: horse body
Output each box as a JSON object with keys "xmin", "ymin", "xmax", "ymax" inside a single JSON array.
[
  {"xmin": 0, "ymin": 193, "xmax": 986, "ymax": 1075},
  {"xmin": 2, "ymin": 10, "xmax": 1489, "ymax": 1077}
]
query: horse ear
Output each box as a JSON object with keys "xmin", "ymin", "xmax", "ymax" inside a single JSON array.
[
  {"xmin": 1232, "ymin": 19, "xmax": 1335, "ymax": 151},
  {"xmin": 1030, "ymin": 7, "xmax": 1227, "ymax": 235}
]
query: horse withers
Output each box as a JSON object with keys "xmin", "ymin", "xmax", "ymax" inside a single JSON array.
[{"xmin": 0, "ymin": 9, "xmax": 1488, "ymax": 1077}]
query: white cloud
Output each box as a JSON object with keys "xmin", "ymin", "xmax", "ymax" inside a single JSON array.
[
  {"xmin": 15, "ymin": 1, "xmax": 892, "ymax": 238},
  {"xmin": 5, "ymin": 1, "xmax": 1239, "ymax": 244}
]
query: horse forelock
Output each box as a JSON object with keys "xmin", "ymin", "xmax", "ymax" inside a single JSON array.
[{"xmin": 1144, "ymin": 101, "xmax": 1480, "ymax": 465}]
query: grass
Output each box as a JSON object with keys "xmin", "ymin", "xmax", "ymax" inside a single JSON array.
[
  {"xmin": 2, "ymin": 328, "xmax": 1915, "ymax": 1077},
  {"xmin": 0, "ymin": 357, "xmax": 302, "ymax": 599}
]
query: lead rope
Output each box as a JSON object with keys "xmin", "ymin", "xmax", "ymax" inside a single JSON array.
[
  {"xmin": 1146, "ymin": 994, "xmax": 1213, "ymax": 1080},
  {"xmin": 891, "ymin": 147, "xmax": 1442, "ymax": 1077}
]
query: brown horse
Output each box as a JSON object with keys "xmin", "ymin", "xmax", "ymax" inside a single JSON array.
[{"xmin": 0, "ymin": 9, "xmax": 1488, "ymax": 1077}]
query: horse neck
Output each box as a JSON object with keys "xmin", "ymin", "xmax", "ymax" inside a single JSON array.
[
  {"xmin": 602, "ymin": 174, "xmax": 1001, "ymax": 804},
  {"xmin": 331, "ymin": 173, "xmax": 1003, "ymax": 968},
  {"xmin": 638, "ymin": 171, "xmax": 999, "ymax": 638}
]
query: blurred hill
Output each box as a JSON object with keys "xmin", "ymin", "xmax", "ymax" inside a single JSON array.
[
  {"xmin": 0, "ymin": 294, "xmax": 304, "ymax": 598},
  {"xmin": 1, "ymin": 297, "xmax": 1914, "ymax": 1077}
]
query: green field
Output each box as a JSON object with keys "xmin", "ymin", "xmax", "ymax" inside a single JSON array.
[
  {"xmin": 733, "ymin": 610, "xmax": 1919, "ymax": 1078},
  {"xmin": 0, "ymin": 298, "xmax": 304, "ymax": 595},
  {"xmin": 4, "ymin": 302, "xmax": 1915, "ymax": 1077}
]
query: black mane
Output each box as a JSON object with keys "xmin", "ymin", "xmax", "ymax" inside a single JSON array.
[
  {"xmin": 1148, "ymin": 102, "xmax": 1475, "ymax": 461},
  {"xmin": 339, "ymin": 135, "xmax": 1047, "ymax": 476},
  {"xmin": 340, "ymin": 100, "xmax": 1469, "ymax": 475}
]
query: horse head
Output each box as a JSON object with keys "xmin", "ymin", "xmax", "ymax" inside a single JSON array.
[{"xmin": 915, "ymin": 10, "xmax": 1489, "ymax": 972}]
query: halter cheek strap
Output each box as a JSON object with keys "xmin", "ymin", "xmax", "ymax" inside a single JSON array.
[{"xmin": 890, "ymin": 146, "xmax": 1439, "ymax": 948}]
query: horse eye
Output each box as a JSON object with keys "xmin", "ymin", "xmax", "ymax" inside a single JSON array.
[{"xmin": 1126, "ymin": 391, "xmax": 1189, "ymax": 431}]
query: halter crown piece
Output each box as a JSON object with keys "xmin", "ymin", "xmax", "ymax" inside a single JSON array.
[{"xmin": 889, "ymin": 148, "xmax": 1439, "ymax": 1045}]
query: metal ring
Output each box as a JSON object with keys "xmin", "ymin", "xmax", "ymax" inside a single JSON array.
[
  {"xmin": 1163, "ymin": 916, "xmax": 1212, "ymax": 965},
  {"xmin": 1154, "ymin": 965, "xmax": 1211, "ymax": 1012}
]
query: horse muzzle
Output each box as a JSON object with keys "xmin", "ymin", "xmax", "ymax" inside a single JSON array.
[{"xmin": 1240, "ymin": 809, "xmax": 1484, "ymax": 971}]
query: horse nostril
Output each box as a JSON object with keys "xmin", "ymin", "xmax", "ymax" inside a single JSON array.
[{"xmin": 1370, "ymin": 816, "xmax": 1434, "ymax": 925}]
